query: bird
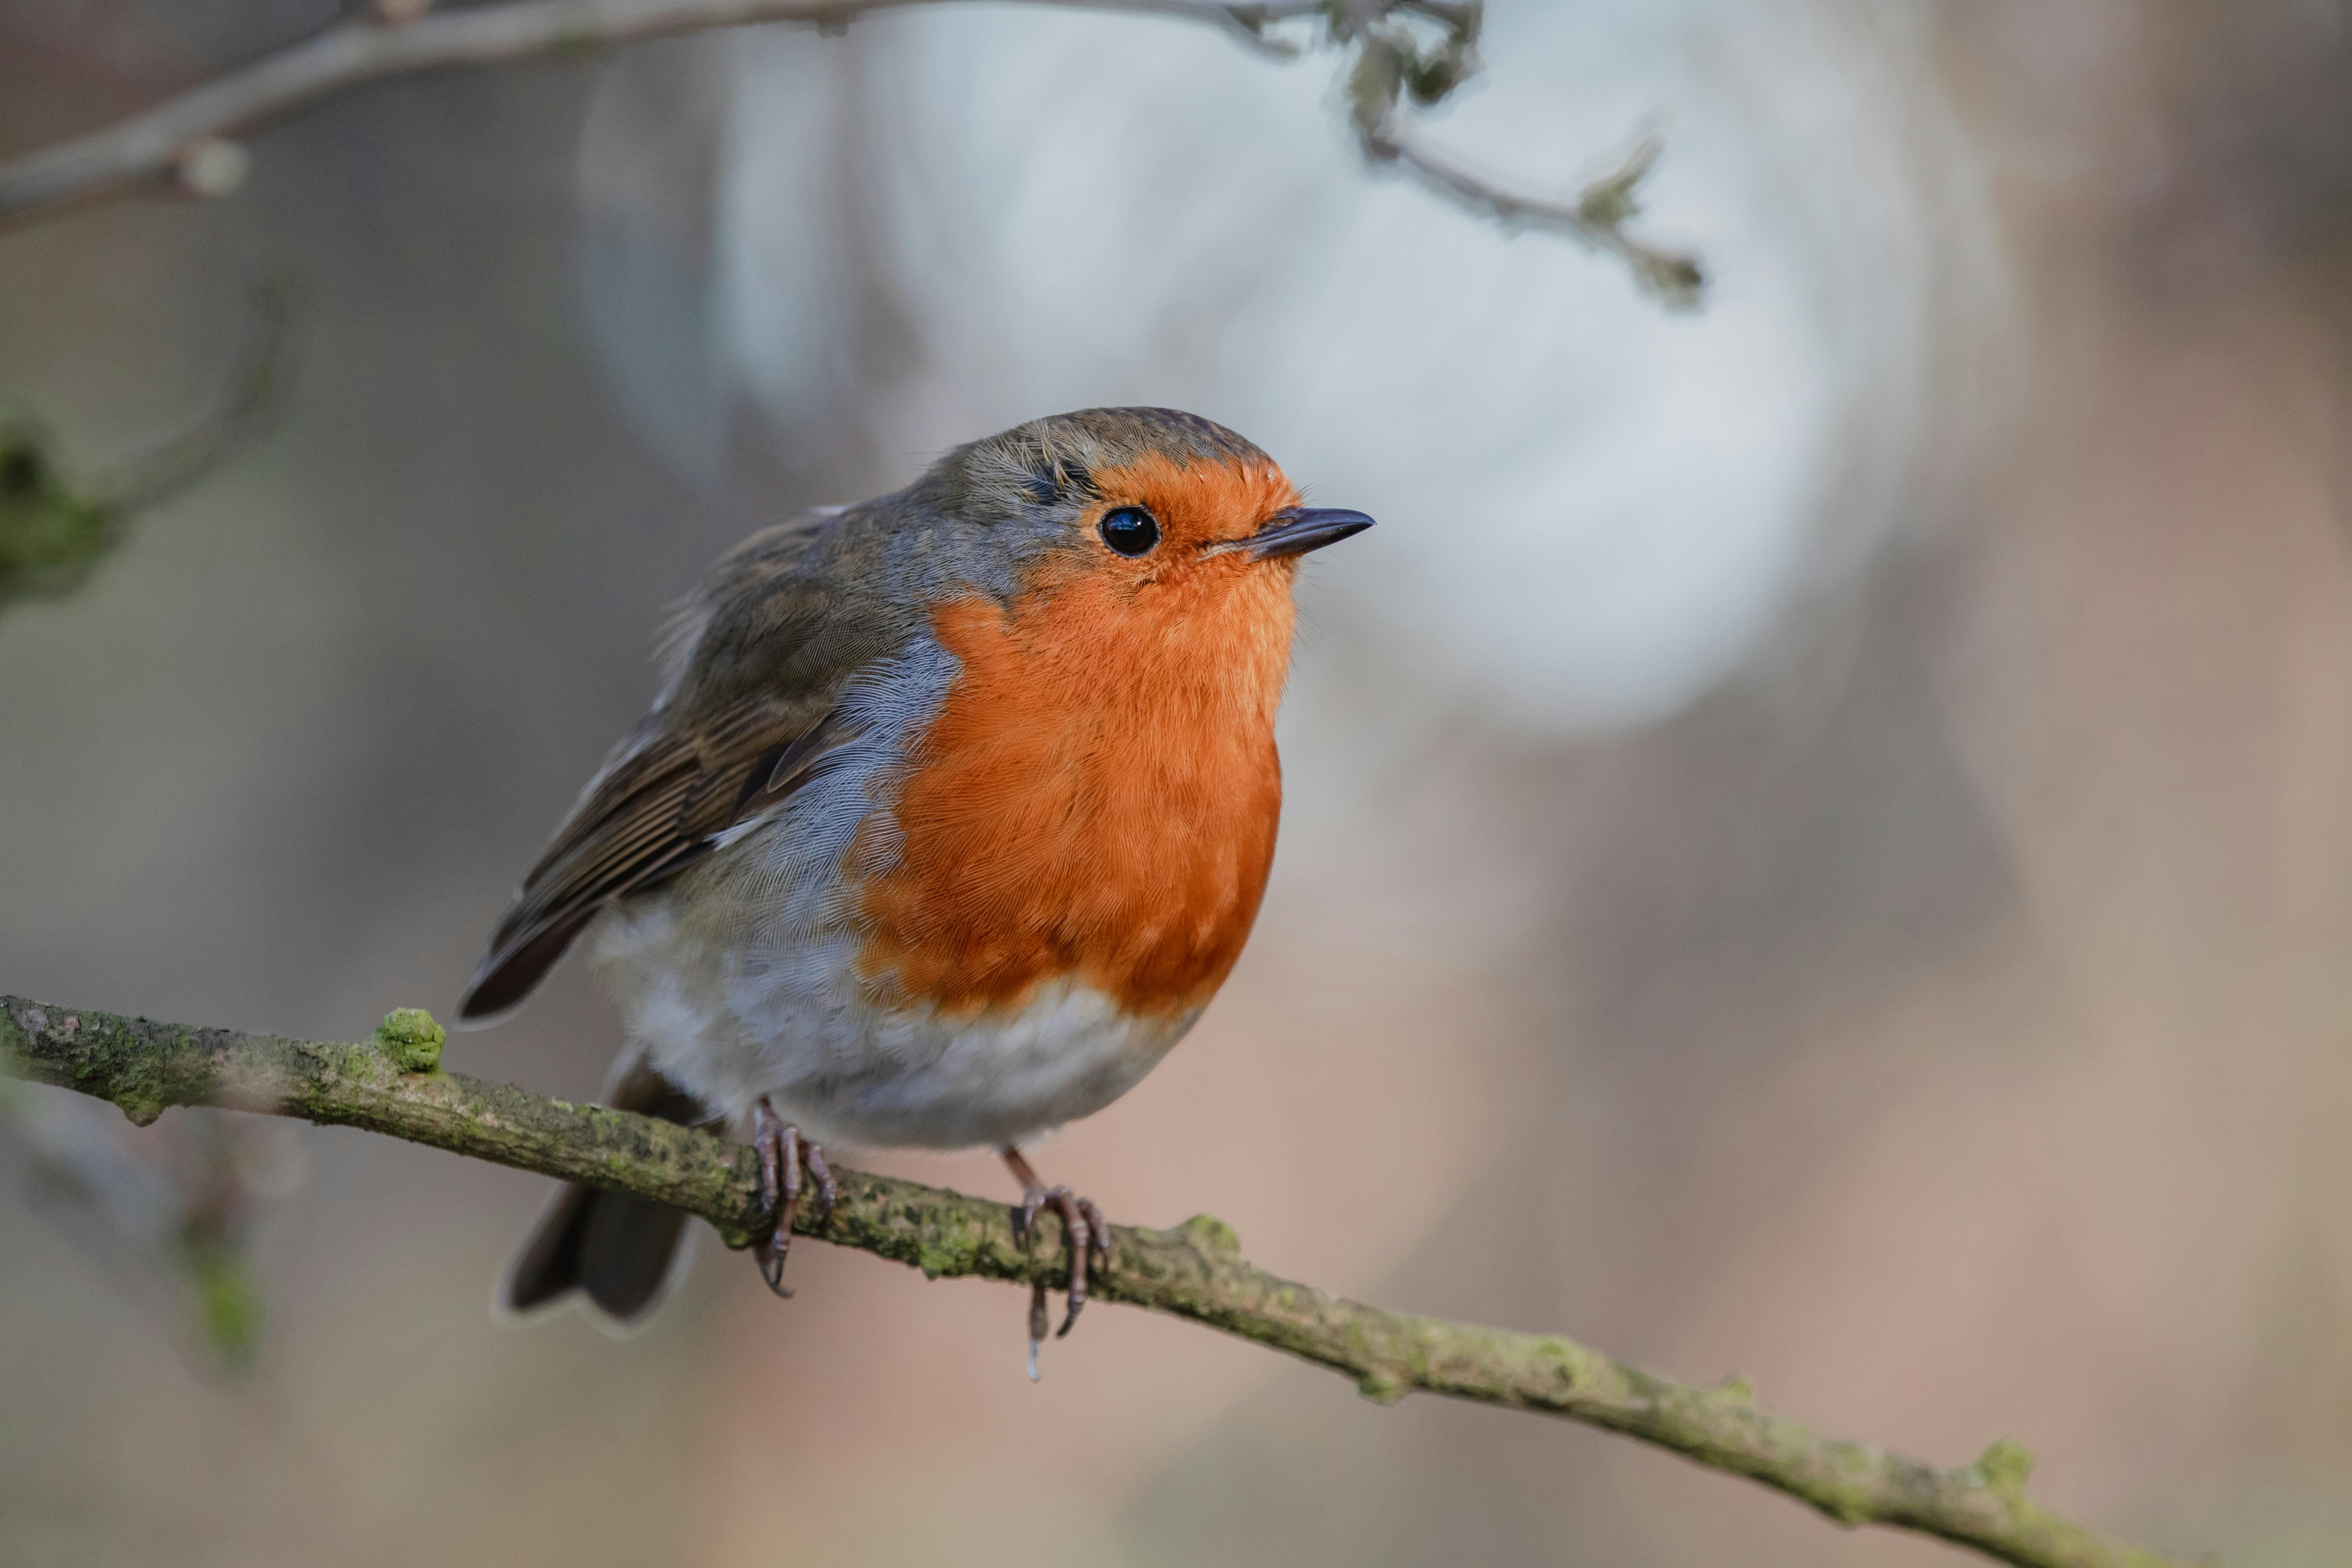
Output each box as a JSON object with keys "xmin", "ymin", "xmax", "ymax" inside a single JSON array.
[{"xmin": 457, "ymin": 406, "xmax": 1372, "ymax": 1365}]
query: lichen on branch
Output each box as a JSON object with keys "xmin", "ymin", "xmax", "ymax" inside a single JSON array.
[
  {"xmin": 2, "ymin": 991, "xmax": 2190, "ymax": 1568},
  {"xmin": 0, "ymin": 419, "xmax": 121, "ymax": 606}
]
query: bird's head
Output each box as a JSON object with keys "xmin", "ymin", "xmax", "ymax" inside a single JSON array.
[
  {"xmin": 890, "ymin": 408, "xmax": 1371, "ymax": 724},
  {"xmin": 917, "ymin": 407, "xmax": 1373, "ymax": 621}
]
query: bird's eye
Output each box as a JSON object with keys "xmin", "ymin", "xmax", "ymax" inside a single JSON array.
[{"xmin": 1098, "ymin": 506, "xmax": 1161, "ymax": 557}]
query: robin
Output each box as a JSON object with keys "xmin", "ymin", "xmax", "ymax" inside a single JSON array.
[{"xmin": 458, "ymin": 407, "xmax": 1372, "ymax": 1367}]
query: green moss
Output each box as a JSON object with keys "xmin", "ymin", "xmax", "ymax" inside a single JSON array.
[
  {"xmin": 1533, "ymin": 1335, "xmax": 1593, "ymax": 1391},
  {"xmin": 373, "ymin": 1008, "xmax": 445, "ymax": 1073},
  {"xmin": 105, "ymin": 1021, "xmax": 172, "ymax": 1126},
  {"xmin": 184, "ymin": 1234, "xmax": 262, "ymax": 1371},
  {"xmin": 1178, "ymin": 1212, "xmax": 1242, "ymax": 1258},
  {"xmin": 1339, "ymin": 1316, "xmax": 1420, "ymax": 1399},
  {"xmin": 912, "ymin": 1220, "xmax": 989, "ymax": 1281},
  {"xmin": 1976, "ymin": 1436, "xmax": 2036, "ymax": 1496},
  {"xmin": 0, "ymin": 419, "xmax": 118, "ymax": 606}
]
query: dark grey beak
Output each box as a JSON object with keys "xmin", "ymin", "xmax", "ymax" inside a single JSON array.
[{"xmin": 1238, "ymin": 506, "xmax": 1376, "ymax": 561}]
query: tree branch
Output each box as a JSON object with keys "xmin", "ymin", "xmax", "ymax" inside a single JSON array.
[
  {"xmin": 0, "ymin": 0, "xmax": 1702, "ymax": 302},
  {"xmin": 0, "ymin": 274, "xmax": 295, "ymax": 607},
  {"xmin": 0, "ymin": 0, "xmax": 1292, "ymax": 222},
  {"xmin": 1379, "ymin": 128, "xmax": 1704, "ymax": 304},
  {"xmin": 2, "ymin": 991, "xmax": 2188, "ymax": 1568},
  {"xmin": 1338, "ymin": 7, "xmax": 1700, "ymax": 305}
]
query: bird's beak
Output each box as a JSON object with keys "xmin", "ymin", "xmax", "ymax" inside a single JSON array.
[{"xmin": 1218, "ymin": 506, "xmax": 1376, "ymax": 561}]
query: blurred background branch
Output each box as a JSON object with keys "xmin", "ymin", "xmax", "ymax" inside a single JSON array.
[
  {"xmin": 0, "ymin": 0, "xmax": 1702, "ymax": 303},
  {"xmin": 1340, "ymin": 4, "xmax": 1702, "ymax": 303},
  {"xmin": 0, "ymin": 274, "xmax": 292, "ymax": 609},
  {"xmin": 0, "ymin": 419, "xmax": 114, "ymax": 607},
  {"xmin": 2, "ymin": 992, "xmax": 2189, "ymax": 1568},
  {"xmin": 0, "ymin": 1077, "xmax": 288, "ymax": 1372}
]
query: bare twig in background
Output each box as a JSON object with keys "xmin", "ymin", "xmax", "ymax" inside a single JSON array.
[
  {"xmin": 0, "ymin": 0, "xmax": 1702, "ymax": 302},
  {"xmin": 0, "ymin": 276, "xmax": 294, "ymax": 607},
  {"xmin": 3, "ymin": 992, "xmax": 2189, "ymax": 1568},
  {"xmin": 100, "ymin": 273, "xmax": 298, "ymax": 517},
  {"xmin": 1337, "ymin": 0, "xmax": 1703, "ymax": 304},
  {"xmin": 0, "ymin": 1081, "xmax": 289, "ymax": 1370}
]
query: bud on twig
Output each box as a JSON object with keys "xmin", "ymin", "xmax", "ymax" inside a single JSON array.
[{"xmin": 175, "ymin": 138, "xmax": 249, "ymax": 199}]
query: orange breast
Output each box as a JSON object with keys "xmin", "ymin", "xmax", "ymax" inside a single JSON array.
[{"xmin": 853, "ymin": 554, "xmax": 1296, "ymax": 1020}]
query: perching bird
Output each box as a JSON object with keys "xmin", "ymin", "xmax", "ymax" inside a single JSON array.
[{"xmin": 458, "ymin": 407, "xmax": 1371, "ymax": 1363}]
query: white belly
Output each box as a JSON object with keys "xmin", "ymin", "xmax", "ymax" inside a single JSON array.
[{"xmin": 591, "ymin": 892, "xmax": 1195, "ymax": 1149}]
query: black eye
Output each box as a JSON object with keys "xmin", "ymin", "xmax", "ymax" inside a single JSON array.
[{"xmin": 1098, "ymin": 506, "xmax": 1160, "ymax": 557}]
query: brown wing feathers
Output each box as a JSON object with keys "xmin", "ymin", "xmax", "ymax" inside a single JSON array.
[{"xmin": 457, "ymin": 704, "xmax": 846, "ymax": 1021}]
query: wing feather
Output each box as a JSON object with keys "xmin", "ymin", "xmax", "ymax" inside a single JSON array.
[
  {"xmin": 457, "ymin": 503, "xmax": 876, "ymax": 1023},
  {"xmin": 457, "ymin": 705, "xmax": 850, "ymax": 1021}
]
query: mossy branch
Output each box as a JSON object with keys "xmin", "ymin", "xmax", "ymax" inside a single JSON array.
[{"xmin": 2, "ymin": 992, "xmax": 2191, "ymax": 1568}]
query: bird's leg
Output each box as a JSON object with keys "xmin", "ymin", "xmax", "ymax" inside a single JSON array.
[
  {"xmin": 751, "ymin": 1097, "xmax": 835, "ymax": 1298},
  {"xmin": 1002, "ymin": 1146, "xmax": 1110, "ymax": 1376},
  {"xmin": 800, "ymin": 1138, "xmax": 839, "ymax": 1227},
  {"xmin": 751, "ymin": 1101, "xmax": 799, "ymax": 1296}
]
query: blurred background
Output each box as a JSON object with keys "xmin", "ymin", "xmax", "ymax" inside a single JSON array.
[{"xmin": 4, "ymin": 1, "xmax": 2350, "ymax": 1563}]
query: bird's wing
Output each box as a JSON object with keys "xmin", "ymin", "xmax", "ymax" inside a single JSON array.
[
  {"xmin": 457, "ymin": 504, "xmax": 883, "ymax": 1022},
  {"xmin": 456, "ymin": 699, "xmax": 850, "ymax": 1022}
]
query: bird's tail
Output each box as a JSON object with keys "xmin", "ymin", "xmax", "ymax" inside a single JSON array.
[{"xmin": 495, "ymin": 1054, "xmax": 720, "ymax": 1335}]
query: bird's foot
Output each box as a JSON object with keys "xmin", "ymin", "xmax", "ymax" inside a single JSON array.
[
  {"xmin": 1002, "ymin": 1146, "xmax": 1110, "ymax": 1379},
  {"xmin": 752, "ymin": 1097, "xmax": 837, "ymax": 1298}
]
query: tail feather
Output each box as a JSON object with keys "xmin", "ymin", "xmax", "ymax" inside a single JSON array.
[{"xmin": 496, "ymin": 1055, "xmax": 719, "ymax": 1335}]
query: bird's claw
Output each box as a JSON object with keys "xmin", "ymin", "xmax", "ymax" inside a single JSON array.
[
  {"xmin": 752, "ymin": 1097, "xmax": 832, "ymax": 1298},
  {"xmin": 1015, "ymin": 1184, "xmax": 1107, "ymax": 1336},
  {"xmin": 1003, "ymin": 1147, "xmax": 1110, "ymax": 1377}
]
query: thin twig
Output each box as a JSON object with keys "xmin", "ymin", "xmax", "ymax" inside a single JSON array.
[
  {"xmin": 2, "ymin": 992, "xmax": 2192, "ymax": 1568},
  {"xmin": 0, "ymin": 0, "xmax": 1318, "ymax": 225},
  {"xmin": 1381, "ymin": 128, "xmax": 1706, "ymax": 305},
  {"xmin": 1341, "ymin": 16, "xmax": 1704, "ymax": 305},
  {"xmin": 0, "ymin": 0, "xmax": 1704, "ymax": 305},
  {"xmin": 100, "ymin": 270, "xmax": 301, "ymax": 516}
]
